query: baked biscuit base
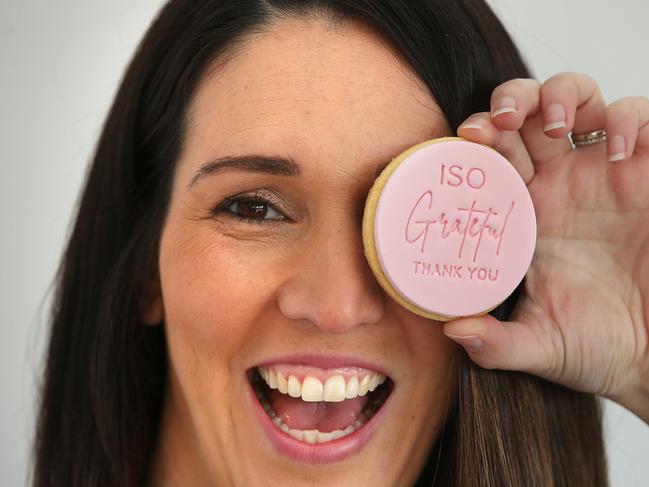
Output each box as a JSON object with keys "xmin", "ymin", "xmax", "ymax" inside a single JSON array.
[{"xmin": 362, "ymin": 137, "xmax": 500, "ymax": 322}]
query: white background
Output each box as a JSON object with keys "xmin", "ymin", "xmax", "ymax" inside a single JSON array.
[{"xmin": 1, "ymin": 0, "xmax": 647, "ymax": 485}]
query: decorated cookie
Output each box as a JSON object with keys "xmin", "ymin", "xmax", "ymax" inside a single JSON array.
[{"xmin": 362, "ymin": 137, "xmax": 536, "ymax": 321}]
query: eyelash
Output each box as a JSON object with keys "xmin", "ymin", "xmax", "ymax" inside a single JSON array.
[{"xmin": 211, "ymin": 192, "xmax": 288, "ymax": 225}]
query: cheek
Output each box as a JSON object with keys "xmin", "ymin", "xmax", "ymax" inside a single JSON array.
[
  {"xmin": 158, "ymin": 226, "xmax": 288, "ymax": 373},
  {"xmin": 409, "ymin": 325, "xmax": 459, "ymax": 448},
  {"xmin": 397, "ymin": 308, "xmax": 460, "ymax": 404},
  {"xmin": 395, "ymin": 305, "xmax": 459, "ymax": 365}
]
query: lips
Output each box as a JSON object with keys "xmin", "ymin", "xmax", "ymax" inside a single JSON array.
[{"xmin": 246, "ymin": 355, "xmax": 395, "ymax": 463}]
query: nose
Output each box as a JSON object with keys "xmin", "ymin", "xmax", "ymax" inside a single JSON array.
[{"xmin": 277, "ymin": 217, "xmax": 385, "ymax": 334}]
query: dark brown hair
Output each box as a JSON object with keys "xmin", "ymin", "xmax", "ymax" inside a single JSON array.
[{"xmin": 32, "ymin": 1, "xmax": 607, "ymax": 485}]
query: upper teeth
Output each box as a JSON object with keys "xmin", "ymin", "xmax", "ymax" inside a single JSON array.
[{"xmin": 258, "ymin": 366, "xmax": 386, "ymax": 402}]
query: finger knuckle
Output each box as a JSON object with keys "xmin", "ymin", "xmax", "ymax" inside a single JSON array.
[
  {"xmin": 492, "ymin": 78, "xmax": 537, "ymax": 99},
  {"xmin": 605, "ymin": 99, "xmax": 636, "ymax": 118},
  {"xmin": 543, "ymin": 71, "xmax": 575, "ymax": 87},
  {"xmin": 543, "ymin": 72, "xmax": 598, "ymax": 100}
]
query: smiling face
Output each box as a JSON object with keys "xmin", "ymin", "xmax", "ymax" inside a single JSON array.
[{"xmin": 147, "ymin": 15, "xmax": 459, "ymax": 487}]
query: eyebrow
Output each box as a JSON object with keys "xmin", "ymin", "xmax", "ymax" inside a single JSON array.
[
  {"xmin": 188, "ymin": 155, "xmax": 301, "ymax": 188},
  {"xmin": 188, "ymin": 153, "xmax": 393, "ymax": 189}
]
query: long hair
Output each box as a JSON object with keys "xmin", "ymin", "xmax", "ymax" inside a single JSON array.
[{"xmin": 32, "ymin": 1, "xmax": 607, "ymax": 485}]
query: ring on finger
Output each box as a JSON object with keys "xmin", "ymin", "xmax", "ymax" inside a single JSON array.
[{"xmin": 570, "ymin": 129, "xmax": 607, "ymax": 147}]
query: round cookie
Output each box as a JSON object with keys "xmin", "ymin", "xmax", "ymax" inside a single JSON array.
[{"xmin": 362, "ymin": 137, "xmax": 536, "ymax": 321}]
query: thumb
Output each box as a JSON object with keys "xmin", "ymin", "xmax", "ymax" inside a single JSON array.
[{"xmin": 442, "ymin": 314, "xmax": 556, "ymax": 378}]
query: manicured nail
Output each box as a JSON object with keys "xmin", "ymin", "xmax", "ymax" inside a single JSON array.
[
  {"xmin": 608, "ymin": 134, "xmax": 626, "ymax": 162},
  {"xmin": 491, "ymin": 96, "xmax": 517, "ymax": 118},
  {"xmin": 444, "ymin": 333, "xmax": 483, "ymax": 352},
  {"xmin": 543, "ymin": 103, "xmax": 567, "ymax": 132},
  {"xmin": 458, "ymin": 117, "xmax": 484, "ymax": 131}
]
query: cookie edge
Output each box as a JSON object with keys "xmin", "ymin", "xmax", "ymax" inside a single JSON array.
[{"xmin": 361, "ymin": 136, "xmax": 501, "ymax": 322}]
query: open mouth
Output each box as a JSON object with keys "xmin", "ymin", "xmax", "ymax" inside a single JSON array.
[{"xmin": 248, "ymin": 364, "xmax": 394, "ymax": 445}]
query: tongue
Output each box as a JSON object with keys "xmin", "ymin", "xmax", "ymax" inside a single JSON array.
[{"xmin": 268, "ymin": 389, "xmax": 368, "ymax": 432}]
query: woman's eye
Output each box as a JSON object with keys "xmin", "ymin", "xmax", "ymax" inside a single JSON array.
[{"xmin": 222, "ymin": 197, "xmax": 285, "ymax": 223}]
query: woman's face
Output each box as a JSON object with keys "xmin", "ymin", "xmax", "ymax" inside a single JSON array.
[{"xmin": 148, "ymin": 16, "xmax": 459, "ymax": 487}]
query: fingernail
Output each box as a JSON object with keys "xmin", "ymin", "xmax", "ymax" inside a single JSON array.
[
  {"xmin": 458, "ymin": 117, "xmax": 484, "ymax": 131},
  {"xmin": 491, "ymin": 96, "xmax": 517, "ymax": 118},
  {"xmin": 608, "ymin": 134, "xmax": 626, "ymax": 162},
  {"xmin": 543, "ymin": 103, "xmax": 566, "ymax": 132},
  {"xmin": 444, "ymin": 333, "xmax": 483, "ymax": 352}
]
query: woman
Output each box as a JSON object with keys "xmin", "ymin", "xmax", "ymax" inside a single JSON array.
[{"xmin": 32, "ymin": 0, "xmax": 649, "ymax": 485}]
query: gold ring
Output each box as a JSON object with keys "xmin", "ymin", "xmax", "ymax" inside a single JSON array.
[{"xmin": 570, "ymin": 129, "xmax": 607, "ymax": 147}]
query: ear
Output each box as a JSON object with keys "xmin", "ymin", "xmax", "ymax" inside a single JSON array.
[{"xmin": 139, "ymin": 275, "xmax": 165, "ymax": 326}]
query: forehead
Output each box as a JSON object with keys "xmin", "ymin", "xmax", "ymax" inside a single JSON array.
[{"xmin": 179, "ymin": 16, "xmax": 448, "ymax": 183}]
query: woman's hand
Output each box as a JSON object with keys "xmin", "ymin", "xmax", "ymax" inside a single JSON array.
[{"xmin": 446, "ymin": 73, "xmax": 649, "ymax": 423}]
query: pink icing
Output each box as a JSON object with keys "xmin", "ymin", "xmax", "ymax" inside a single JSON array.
[{"xmin": 374, "ymin": 139, "xmax": 536, "ymax": 318}]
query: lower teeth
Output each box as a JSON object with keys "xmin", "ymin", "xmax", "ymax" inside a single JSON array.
[{"xmin": 254, "ymin": 385, "xmax": 379, "ymax": 444}]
